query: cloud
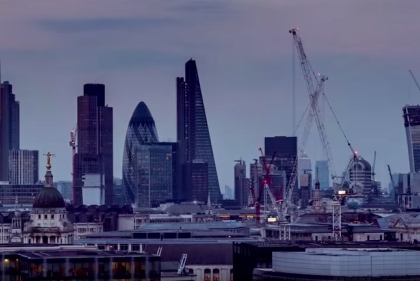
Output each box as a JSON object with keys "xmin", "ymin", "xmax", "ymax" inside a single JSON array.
[{"xmin": 35, "ymin": 18, "xmax": 181, "ymax": 34}]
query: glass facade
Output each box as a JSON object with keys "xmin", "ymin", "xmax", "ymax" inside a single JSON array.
[
  {"xmin": 177, "ymin": 59, "xmax": 222, "ymax": 202},
  {"xmin": 315, "ymin": 160, "xmax": 329, "ymax": 190},
  {"xmin": 122, "ymin": 102, "xmax": 159, "ymax": 206},
  {"xmin": 403, "ymin": 105, "xmax": 420, "ymax": 173},
  {"xmin": 0, "ymin": 183, "xmax": 43, "ymax": 206}
]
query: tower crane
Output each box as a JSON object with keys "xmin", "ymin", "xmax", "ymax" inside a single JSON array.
[
  {"xmin": 409, "ymin": 70, "xmax": 420, "ymax": 93},
  {"xmin": 387, "ymin": 164, "xmax": 398, "ymax": 202},
  {"xmin": 249, "ymin": 150, "xmax": 276, "ymax": 224},
  {"xmin": 69, "ymin": 127, "xmax": 77, "ymax": 204},
  {"xmin": 289, "ymin": 28, "xmax": 356, "ymax": 240}
]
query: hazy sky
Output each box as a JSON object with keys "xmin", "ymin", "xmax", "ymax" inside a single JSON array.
[{"xmin": 1, "ymin": 0, "xmax": 419, "ymax": 193}]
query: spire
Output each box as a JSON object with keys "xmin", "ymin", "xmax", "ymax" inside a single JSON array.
[
  {"xmin": 14, "ymin": 196, "xmax": 19, "ymax": 216},
  {"xmin": 315, "ymin": 167, "xmax": 320, "ymax": 186}
]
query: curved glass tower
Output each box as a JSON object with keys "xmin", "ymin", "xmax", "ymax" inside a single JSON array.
[{"xmin": 122, "ymin": 102, "xmax": 159, "ymax": 205}]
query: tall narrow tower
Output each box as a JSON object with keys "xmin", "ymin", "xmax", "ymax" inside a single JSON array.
[
  {"xmin": 177, "ymin": 59, "xmax": 221, "ymax": 203},
  {"xmin": 0, "ymin": 81, "xmax": 20, "ymax": 181},
  {"xmin": 76, "ymin": 84, "xmax": 113, "ymax": 205},
  {"xmin": 403, "ymin": 105, "xmax": 420, "ymax": 172}
]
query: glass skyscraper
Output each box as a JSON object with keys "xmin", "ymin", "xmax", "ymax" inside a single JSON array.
[
  {"xmin": 403, "ymin": 105, "xmax": 420, "ymax": 172},
  {"xmin": 0, "ymin": 81, "xmax": 19, "ymax": 181},
  {"xmin": 177, "ymin": 59, "xmax": 221, "ymax": 203},
  {"xmin": 315, "ymin": 160, "xmax": 330, "ymax": 190},
  {"xmin": 122, "ymin": 101, "xmax": 173, "ymax": 207}
]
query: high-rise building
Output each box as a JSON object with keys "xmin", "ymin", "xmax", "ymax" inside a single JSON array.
[
  {"xmin": 176, "ymin": 59, "xmax": 221, "ymax": 203},
  {"xmin": 250, "ymin": 160, "xmax": 263, "ymax": 199},
  {"xmin": 234, "ymin": 160, "xmax": 247, "ymax": 206},
  {"xmin": 403, "ymin": 105, "xmax": 420, "ymax": 172},
  {"xmin": 348, "ymin": 156, "xmax": 372, "ymax": 196},
  {"xmin": 315, "ymin": 160, "xmax": 330, "ymax": 190},
  {"xmin": 182, "ymin": 160, "xmax": 208, "ymax": 203},
  {"xmin": 122, "ymin": 102, "xmax": 174, "ymax": 207},
  {"xmin": 122, "ymin": 101, "xmax": 159, "ymax": 206},
  {"xmin": 0, "ymin": 81, "xmax": 20, "ymax": 181},
  {"xmin": 224, "ymin": 185, "xmax": 234, "ymax": 199},
  {"xmin": 264, "ymin": 136, "xmax": 297, "ymax": 203},
  {"xmin": 9, "ymin": 149, "xmax": 39, "ymax": 185},
  {"xmin": 76, "ymin": 84, "xmax": 113, "ymax": 205}
]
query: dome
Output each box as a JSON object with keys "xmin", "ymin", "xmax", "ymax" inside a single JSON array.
[{"xmin": 33, "ymin": 186, "xmax": 65, "ymax": 209}]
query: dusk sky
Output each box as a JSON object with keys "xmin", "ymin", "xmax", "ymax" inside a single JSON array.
[{"xmin": 1, "ymin": 0, "xmax": 419, "ymax": 192}]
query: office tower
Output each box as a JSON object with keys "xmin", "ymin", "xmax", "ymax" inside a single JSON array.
[
  {"xmin": 54, "ymin": 181, "xmax": 73, "ymax": 201},
  {"xmin": 0, "ymin": 81, "xmax": 20, "ymax": 181},
  {"xmin": 348, "ymin": 156, "xmax": 372, "ymax": 196},
  {"xmin": 177, "ymin": 59, "xmax": 221, "ymax": 203},
  {"xmin": 122, "ymin": 102, "xmax": 174, "ymax": 207},
  {"xmin": 264, "ymin": 136, "xmax": 297, "ymax": 199},
  {"xmin": 76, "ymin": 84, "xmax": 113, "ymax": 205},
  {"xmin": 9, "ymin": 149, "xmax": 39, "ymax": 184},
  {"xmin": 300, "ymin": 172, "xmax": 311, "ymax": 209},
  {"xmin": 234, "ymin": 160, "xmax": 247, "ymax": 206},
  {"xmin": 122, "ymin": 101, "xmax": 159, "ymax": 206},
  {"xmin": 299, "ymin": 153, "xmax": 312, "ymax": 177},
  {"xmin": 224, "ymin": 185, "xmax": 234, "ymax": 199},
  {"xmin": 159, "ymin": 142, "xmax": 181, "ymax": 202},
  {"xmin": 250, "ymin": 160, "xmax": 263, "ymax": 199},
  {"xmin": 403, "ymin": 105, "xmax": 420, "ymax": 172},
  {"xmin": 183, "ymin": 160, "xmax": 208, "ymax": 202},
  {"xmin": 315, "ymin": 160, "xmax": 330, "ymax": 190}
]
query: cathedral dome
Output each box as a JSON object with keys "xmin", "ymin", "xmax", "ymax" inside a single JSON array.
[{"xmin": 33, "ymin": 186, "xmax": 65, "ymax": 209}]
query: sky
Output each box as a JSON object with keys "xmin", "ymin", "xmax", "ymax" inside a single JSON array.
[{"xmin": 1, "ymin": 0, "xmax": 419, "ymax": 193}]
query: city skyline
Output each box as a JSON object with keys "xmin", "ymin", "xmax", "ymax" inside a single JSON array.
[{"xmin": 1, "ymin": 0, "xmax": 419, "ymax": 191}]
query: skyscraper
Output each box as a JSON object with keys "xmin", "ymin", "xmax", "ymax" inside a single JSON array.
[
  {"xmin": 177, "ymin": 59, "xmax": 221, "ymax": 203},
  {"xmin": 403, "ymin": 105, "xmax": 420, "ymax": 172},
  {"xmin": 122, "ymin": 102, "xmax": 173, "ymax": 207},
  {"xmin": 265, "ymin": 136, "xmax": 298, "ymax": 203},
  {"xmin": 0, "ymin": 81, "xmax": 20, "ymax": 181},
  {"xmin": 76, "ymin": 84, "xmax": 113, "ymax": 205},
  {"xmin": 9, "ymin": 149, "xmax": 39, "ymax": 185},
  {"xmin": 234, "ymin": 160, "xmax": 247, "ymax": 206},
  {"xmin": 315, "ymin": 160, "xmax": 330, "ymax": 190}
]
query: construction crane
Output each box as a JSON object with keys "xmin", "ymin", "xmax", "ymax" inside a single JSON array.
[
  {"xmin": 387, "ymin": 165, "xmax": 398, "ymax": 201},
  {"xmin": 258, "ymin": 148, "xmax": 282, "ymax": 220},
  {"xmin": 409, "ymin": 70, "xmax": 420, "ymax": 92},
  {"xmin": 289, "ymin": 28, "xmax": 356, "ymax": 240},
  {"xmin": 69, "ymin": 127, "xmax": 77, "ymax": 204},
  {"xmin": 250, "ymin": 150, "xmax": 276, "ymax": 225}
]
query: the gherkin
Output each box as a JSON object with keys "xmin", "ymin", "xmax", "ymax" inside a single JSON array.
[{"xmin": 122, "ymin": 102, "xmax": 159, "ymax": 205}]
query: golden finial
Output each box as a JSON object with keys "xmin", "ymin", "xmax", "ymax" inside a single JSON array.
[{"xmin": 43, "ymin": 152, "xmax": 55, "ymax": 170}]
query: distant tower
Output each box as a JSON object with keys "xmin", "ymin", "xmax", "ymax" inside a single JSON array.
[
  {"xmin": 403, "ymin": 105, "xmax": 420, "ymax": 172},
  {"xmin": 0, "ymin": 80, "xmax": 20, "ymax": 181},
  {"xmin": 234, "ymin": 159, "xmax": 247, "ymax": 206},
  {"xmin": 348, "ymin": 155, "xmax": 372, "ymax": 196},
  {"xmin": 177, "ymin": 59, "xmax": 221, "ymax": 203},
  {"xmin": 76, "ymin": 84, "xmax": 113, "ymax": 205},
  {"xmin": 312, "ymin": 167, "xmax": 324, "ymax": 213}
]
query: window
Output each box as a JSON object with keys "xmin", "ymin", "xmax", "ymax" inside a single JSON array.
[
  {"xmin": 44, "ymin": 215, "xmax": 47, "ymax": 219},
  {"xmin": 51, "ymin": 215, "xmax": 54, "ymax": 219},
  {"xmin": 204, "ymin": 268, "xmax": 211, "ymax": 281}
]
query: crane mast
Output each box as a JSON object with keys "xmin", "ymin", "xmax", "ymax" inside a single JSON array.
[{"xmin": 289, "ymin": 28, "xmax": 348, "ymax": 240}]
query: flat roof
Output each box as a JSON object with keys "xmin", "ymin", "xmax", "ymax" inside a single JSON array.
[
  {"xmin": 10, "ymin": 250, "xmax": 153, "ymax": 259},
  {"xmin": 76, "ymin": 237, "xmax": 263, "ymax": 245}
]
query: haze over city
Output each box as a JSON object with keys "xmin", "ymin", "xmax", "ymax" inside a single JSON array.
[{"xmin": 1, "ymin": 0, "xmax": 420, "ymax": 190}]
